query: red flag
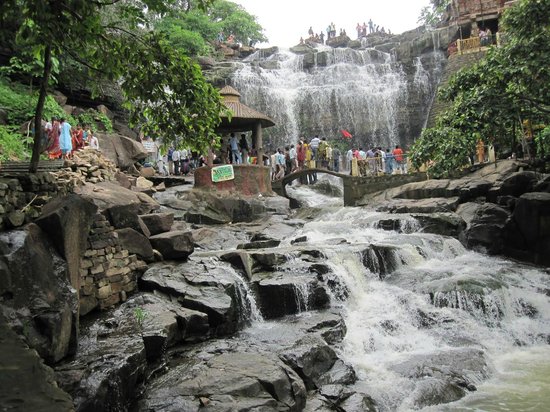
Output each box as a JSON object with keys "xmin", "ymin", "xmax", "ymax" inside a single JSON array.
[{"xmin": 340, "ymin": 129, "xmax": 352, "ymax": 139}]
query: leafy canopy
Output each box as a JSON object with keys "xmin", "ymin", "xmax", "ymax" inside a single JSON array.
[
  {"xmin": 411, "ymin": 0, "xmax": 550, "ymax": 177},
  {"xmin": 0, "ymin": 0, "xmax": 222, "ymax": 170}
]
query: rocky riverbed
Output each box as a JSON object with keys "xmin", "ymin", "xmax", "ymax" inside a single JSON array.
[{"xmin": 1, "ymin": 160, "xmax": 549, "ymax": 411}]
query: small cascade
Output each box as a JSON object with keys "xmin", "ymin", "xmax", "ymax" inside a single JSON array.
[
  {"xmin": 293, "ymin": 282, "xmax": 311, "ymax": 312},
  {"xmin": 226, "ymin": 267, "xmax": 263, "ymax": 323}
]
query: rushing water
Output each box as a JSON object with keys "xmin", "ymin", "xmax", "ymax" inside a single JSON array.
[
  {"xmin": 230, "ymin": 46, "xmax": 445, "ymax": 150},
  {"xmin": 243, "ymin": 182, "xmax": 550, "ymax": 411}
]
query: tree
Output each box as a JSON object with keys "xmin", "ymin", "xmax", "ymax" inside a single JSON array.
[
  {"xmin": 0, "ymin": 0, "xmax": 218, "ymax": 172},
  {"xmin": 411, "ymin": 0, "xmax": 550, "ymax": 177},
  {"xmin": 121, "ymin": 35, "xmax": 222, "ymax": 153}
]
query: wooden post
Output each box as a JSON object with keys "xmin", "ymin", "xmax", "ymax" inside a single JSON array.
[{"xmin": 255, "ymin": 121, "xmax": 264, "ymax": 166}]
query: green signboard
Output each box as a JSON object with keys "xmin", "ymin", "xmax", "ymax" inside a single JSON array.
[{"xmin": 211, "ymin": 164, "xmax": 235, "ymax": 182}]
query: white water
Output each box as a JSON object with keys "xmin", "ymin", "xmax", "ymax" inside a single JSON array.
[
  {"xmin": 232, "ymin": 47, "xmax": 415, "ymax": 149},
  {"xmin": 284, "ymin": 185, "xmax": 550, "ymax": 411}
]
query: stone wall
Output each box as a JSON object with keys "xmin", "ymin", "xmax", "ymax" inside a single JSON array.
[
  {"xmin": 0, "ymin": 173, "xmax": 73, "ymax": 231},
  {"xmin": 79, "ymin": 213, "xmax": 147, "ymax": 316},
  {"xmin": 426, "ymin": 50, "xmax": 487, "ymax": 128},
  {"xmin": 194, "ymin": 165, "xmax": 273, "ymax": 195},
  {"xmin": 344, "ymin": 173, "xmax": 428, "ymax": 206}
]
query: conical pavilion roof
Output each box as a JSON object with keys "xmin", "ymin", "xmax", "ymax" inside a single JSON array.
[{"xmin": 218, "ymin": 85, "xmax": 275, "ymax": 132}]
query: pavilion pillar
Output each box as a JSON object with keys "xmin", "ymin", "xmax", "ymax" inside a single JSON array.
[{"xmin": 254, "ymin": 121, "xmax": 264, "ymax": 166}]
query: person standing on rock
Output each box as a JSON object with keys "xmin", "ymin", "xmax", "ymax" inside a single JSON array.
[
  {"xmin": 59, "ymin": 118, "xmax": 72, "ymax": 159},
  {"xmin": 167, "ymin": 146, "xmax": 174, "ymax": 175},
  {"xmin": 310, "ymin": 135, "xmax": 320, "ymax": 162},
  {"xmin": 369, "ymin": 19, "xmax": 374, "ymax": 34},
  {"xmin": 333, "ymin": 146, "xmax": 341, "ymax": 172},
  {"xmin": 320, "ymin": 32, "xmax": 325, "ymax": 44},
  {"xmin": 393, "ymin": 145, "xmax": 406, "ymax": 174},
  {"xmin": 46, "ymin": 117, "xmax": 62, "ymax": 159}
]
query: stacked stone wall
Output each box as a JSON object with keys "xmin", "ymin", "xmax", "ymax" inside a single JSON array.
[
  {"xmin": 458, "ymin": 0, "xmax": 505, "ymax": 16},
  {"xmin": 79, "ymin": 213, "xmax": 147, "ymax": 315},
  {"xmin": 0, "ymin": 173, "xmax": 73, "ymax": 231}
]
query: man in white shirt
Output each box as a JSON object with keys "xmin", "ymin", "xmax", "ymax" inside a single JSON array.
[
  {"xmin": 309, "ymin": 135, "xmax": 320, "ymax": 160},
  {"xmin": 172, "ymin": 148, "xmax": 181, "ymax": 175}
]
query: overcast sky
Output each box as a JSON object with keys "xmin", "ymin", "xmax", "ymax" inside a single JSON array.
[{"xmin": 234, "ymin": 0, "xmax": 431, "ymax": 47}]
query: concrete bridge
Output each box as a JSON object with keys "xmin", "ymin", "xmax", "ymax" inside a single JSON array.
[{"xmin": 271, "ymin": 168, "xmax": 427, "ymax": 206}]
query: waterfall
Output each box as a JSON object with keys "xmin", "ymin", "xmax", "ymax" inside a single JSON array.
[
  {"xmin": 226, "ymin": 265, "xmax": 263, "ymax": 323},
  {"xmin": 232, "ymin": 47, "xmax": 410, "ymax": 150}
]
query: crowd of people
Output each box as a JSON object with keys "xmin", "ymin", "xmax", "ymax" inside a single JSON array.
[
  {"xmin": 44, "ymin": 117, "xmax": 99, "ymax": 160},
  {"xmin": 300, "ymin": 19, "xmax": 392, "ymax": 45},
  {"xmin": 267, "ymin": 136, "xmax": 408, "ymax": 182}
]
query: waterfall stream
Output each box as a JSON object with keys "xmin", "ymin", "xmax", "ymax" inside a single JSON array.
[{"xmin": 241, "ymin": 183, "xmax": 550, "ymax": 411}]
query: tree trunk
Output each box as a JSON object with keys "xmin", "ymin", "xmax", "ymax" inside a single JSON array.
[{"xmin": 29, "ymin": 45, "xmax": 52, "ymax": 173}]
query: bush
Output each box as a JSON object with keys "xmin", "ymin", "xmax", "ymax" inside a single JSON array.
[
  {"xmin": 77, "ymin": 109, "xmax": 113, "ymax": 132},
  {"xmin": 0, "ymin": 125, "xmax": 32, "ymax": 161},
  {"xmin": 0, "ymin": 78, "xmax": 69, "ymax": 125}
]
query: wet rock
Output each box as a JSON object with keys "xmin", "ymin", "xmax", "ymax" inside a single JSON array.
[
  {"xmin": 140, "ymin": 260, "xmax": 241, "ymax": 335},
  {"xmin": 191, "ymin": 226, "xmax": 249, "ymax": 251},
  {"xmin": 139, "ymin": 212, "xmax": 174, "ymax": 235},
  {"xmin": 377, "ymin": 197, "xmax": 461, "ymax": 213},
  {"xmin": 279, "ymin": 335, "xmax": 338, "ymax": 390},
  {"xmin": 506, "ymin": 192, "xmax": 550, "ymax": 266},
  {"xmin": 362, "ymin": 244, "xmax": 406, "ymax": 279},
  {"xmin": 220, "ymin": 250, "xmax": 253, "ymax": 280},
  {"xmin": 291, "ymin": 235, "xmax": 308, "ymax": 244},
  {"xmin": 0, "ymin": 316, "xmax": 74, "ymax": 412},
  {"xmin": 457, "ymin": 202, "xmax": 510, "ymax": 254},
  {"xmin": 149, "ymin": 230, "xmax": 194, "ymax": 260},
  {"xmin": 237, "ymin": 239, "xmax": 281, "ymax": 249},
  {"xmin": 140, "ymin": 351, "xmax": 306, "ymax": 411},
  {"xmin": 391, "ymin": 348, "xmax": 488, "ymax": 409},
  {"xmin": 115, "ymin": 228, "xmax": 154, "ymax": 262},
  {"xmin": 0, "ymin": 224, "xmax": 78, "ymax": 364},
  {"xmin": 122, "ymin": 294, "xmax": 209, "ymax": 360},
  {"xmin": 250, "ymin": 251, "xmax": 289, "ymax": 271},
  {"xmin": 253, "ymin": 274, "xmax": 330, "ymax": 319},
  {"xmin": 490, "ymin": 171, "xmax": 539, "ymax": 200},
  {"xmin": 55, "ymin": 310, "xmax": 146, "ymax": 412},
  {"xmin": 411, "ymin": 213, "xmax": 466, "ymax": 237}
]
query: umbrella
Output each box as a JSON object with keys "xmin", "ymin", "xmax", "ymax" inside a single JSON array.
[{"xmin": 340, "ymin": 129, "xmax": 352, "ymax": 139}]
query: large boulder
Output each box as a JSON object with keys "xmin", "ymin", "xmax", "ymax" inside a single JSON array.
[
  {"xmin": 115, "ymin": 228, "xmax": 154, "ymax": 262},
  {"xmin": 149, "ymin": 230, "xmax": 194, "ymax": 260},
  {"xmin": 76, "ymin": 181, "xmax": 159, "ymax": 215},
  {"xmin": 279, "ymin": 335, "xmax": 338, "ymax": 390},
  {"xmin": 140, "ymin": 259, "xmax": 242, "ymax": 335},
  {"xmin": 456, "ymin": 202, "xmax": 510, "ymax": 254},
  {"xmin": 0, "ymin": 224, "xmax": 78, "ymax": 364},
  {"xmin": 107, "ymin": 204, "xmax": 151, "ymax": 237},
  {"xmin": 55, "ymin": 307, "xmax": 146, "ymax": 412},
  {"xmin": 97, "ymin": 133, "xmax": 147, "ymax": 170},
  {"xmin": 139, "ymin": 212, "xmax": 174, "ymax": 235},
  {"xmin": 35, "ymin": 194, "xmax": 98, "ymax": 291},
  {"xmin": 507, "ymin": 192, "xmax": 550, "ymax": 265},
  {"xmin": 140, "ymin": 352, "xmax": 306, "ymax": 411},
  {"xmin": 121, "ymin": 294, "xmax": 209, "ymax": 361},
  {"xmin": 0, "ymin": 316, "xmax": 74, "ymax": 411}
]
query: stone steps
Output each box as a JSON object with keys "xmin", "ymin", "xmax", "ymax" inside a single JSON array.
[{"xmin": 0, "ymin": 160, "xmax": 65, "ymax": 173}]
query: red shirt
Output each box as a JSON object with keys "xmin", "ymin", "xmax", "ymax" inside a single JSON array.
[{"xmin": 393, "ymin": 148, "xmax": 404, "ymax": 162}]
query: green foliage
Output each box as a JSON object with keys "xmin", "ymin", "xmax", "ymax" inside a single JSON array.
[
  {"xmin": 154, "ymin": 0, "xmax": 267, "ymax": 57},
  {"xmin": 0, "ymin": 78, "xmax": 68, "ymax": 125},
  {"xmin": 122, "ymin": 35, "xmax": 222, "ymax": 153},
  {"xmin": 411, "ymin": 0, "xmax": 550, "ymax": 176},
  {"xmin": 77, "ymin": 110, "xmax": 113, "ymax": 133},
  {"xmin": 133, "ymin": 307, "xmax": 148, "ymax": 337},
  {"xmin": 209, "ymin": 1, "xmax": 267, "ymax": 46},
  {"xmin": 535, "ymin": 126, "xmax": 550, "ymax": 158},
  {"xmin": 1, "ymin": 0, "xmax": 226, "ymax": 169},
  {"xmin": 410, "ymin": 127, "xmax": 473, "ymax": 178},
  {"xmin": 0, "ymin": 125, "xmax": 32, "ymax": 161},
  {"xmin": 418, "ymin": 0, "xmax": 451, "ymax": 27}
]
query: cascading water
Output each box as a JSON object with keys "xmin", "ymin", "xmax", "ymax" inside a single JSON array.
[
  {"xmin": 230, "ymin": 45, "xmax": 446, "ymax": 150},
  {"xmin": 232, "ymin": 48, "xmax": 433, "ymax": 151},
  {"xmin": 237, "ymin": 183, "xmax": 550, "ymax": 411}
]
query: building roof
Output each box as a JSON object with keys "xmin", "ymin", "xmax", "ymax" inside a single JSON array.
[{"xmin": 217, "ymin": 86, "xmax": 275, "ymax": 132}]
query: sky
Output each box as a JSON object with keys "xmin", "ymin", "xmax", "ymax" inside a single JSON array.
[{"xmin": 234, "ymin": 0, "xmax": 432, "ymax": 48}]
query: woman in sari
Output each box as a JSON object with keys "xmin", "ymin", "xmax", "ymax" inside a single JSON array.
[{"xmin": 46, "ymin": 117, "xmax": 62, "ymax": 159}]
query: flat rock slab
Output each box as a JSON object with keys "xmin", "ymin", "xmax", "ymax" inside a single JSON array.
[{"xmin": 139, "ymin": 351, "xmax": 306, "ymax": 411}]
